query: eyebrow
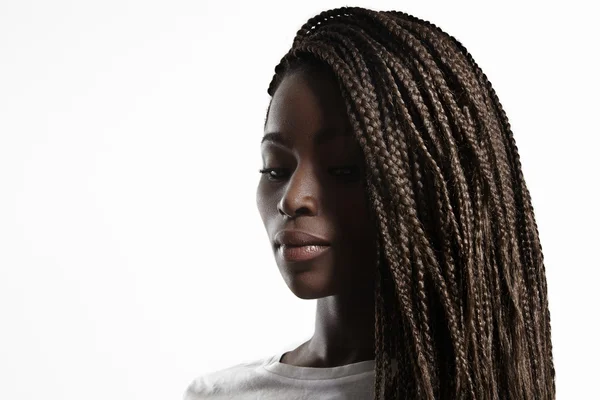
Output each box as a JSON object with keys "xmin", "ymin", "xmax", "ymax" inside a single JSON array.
[{"xmin": 261, "ymin": 128, "xmax": 350, "ymax": 148}]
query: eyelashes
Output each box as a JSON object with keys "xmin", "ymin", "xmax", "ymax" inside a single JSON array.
[
  {"xmin": 258, "ymin": 168, "xmax": 284, "ymax": 180},
  {"xmin": 258, "ymin": 166, "xmax": 360, "ymax": 182}
]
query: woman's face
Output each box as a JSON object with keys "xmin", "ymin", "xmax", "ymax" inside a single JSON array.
[{"xmin": 256, "ymin": 67, "xmax": 377, "ymax": 299}]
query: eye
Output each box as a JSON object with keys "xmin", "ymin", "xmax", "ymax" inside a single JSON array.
[
  {"xmin": 258, "ymin": 165, "xmax": 360, "ymax": 182},
  {"xmin": 258, "ymin": 167, "xmax": 288, "ymax": 181},
  {"xmin": 329, "ymin": 165, "xmax": 359, "ymax": 177},
  {"xmin": 329, "ymin": 165, "xmax": 360, "ymax": 181}
]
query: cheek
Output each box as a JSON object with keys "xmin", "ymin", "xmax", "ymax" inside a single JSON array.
[
  {"xmin": 335, "ymin": 191, "xmax": 372, "ymax": 242},
  {"xmin": 256, "ymin": 184, "xmax": 280, "ymax": 226},
  {"xmin": 256, "ymin": 186, "xmax": 270, "ymax": 224},
  {"xmin": 334, "ymin": 197, "xmax": 377, "ymax": 277}
]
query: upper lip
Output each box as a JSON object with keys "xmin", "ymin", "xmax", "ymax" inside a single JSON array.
[{"xmin": 274, "ymin": 230, "xmax": 331, "ymax": 247}]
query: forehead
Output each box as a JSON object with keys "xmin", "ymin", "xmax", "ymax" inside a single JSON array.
[
  {"xmin": 261, "ymin": 127, "xmax": 353, "ymax": 149},
  {"xmin": 263, "ymin": 70, "xmax": 353, "ymax": 148}
]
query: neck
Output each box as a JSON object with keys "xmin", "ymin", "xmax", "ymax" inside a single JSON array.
[{"xmin": 306, "ymin": 279, "xmax": 376, "ymax": 366}]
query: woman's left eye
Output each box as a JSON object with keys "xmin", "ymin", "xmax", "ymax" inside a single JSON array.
[{"xmin": 329, "ymin": 165, "xmax": 360, "ymax": 178}]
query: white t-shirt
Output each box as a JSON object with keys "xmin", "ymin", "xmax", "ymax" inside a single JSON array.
[{"xmin": 183, "ymin": 351, "xmax": 378, "ymax": 399}]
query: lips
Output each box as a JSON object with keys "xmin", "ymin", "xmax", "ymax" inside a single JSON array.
[
  {"xmin": 274, "ymin": 230, "xmax": 331, "ymax": 248},
  {"xmin": 279, "ymin": 244, "xmax": 331, "ymax": 262}
]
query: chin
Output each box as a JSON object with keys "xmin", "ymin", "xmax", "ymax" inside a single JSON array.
[
  {"xmin": 283, "ymin": 270, "xmax": 339, "ymax": 299},
  {"xmin": 290, "ymin": 286, "xmax": 335, "ymax": 300}
]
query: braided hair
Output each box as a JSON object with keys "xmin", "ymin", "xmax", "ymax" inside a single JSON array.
[{"xmin": 264, "ymin": 7, "xmax": 555, "ymax": 399}]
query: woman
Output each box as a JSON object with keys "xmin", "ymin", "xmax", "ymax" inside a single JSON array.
[{"xmin": 185, "ymin": 6, "xmax": 555, "ymax": 399}]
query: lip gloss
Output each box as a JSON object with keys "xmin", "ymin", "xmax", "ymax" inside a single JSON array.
[{"xmin": 279, "ymin": 245, "xmax": 331, "ymax": 262}]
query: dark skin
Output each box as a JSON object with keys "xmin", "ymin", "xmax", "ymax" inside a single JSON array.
[{"xmin": 256, "ymin": 66, "xmax": 379, "ymax": 368}]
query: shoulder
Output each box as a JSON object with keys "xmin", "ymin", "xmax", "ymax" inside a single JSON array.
[{"xmin": 183, "ymin": 355, "xmax": 277, "ymax": 400}]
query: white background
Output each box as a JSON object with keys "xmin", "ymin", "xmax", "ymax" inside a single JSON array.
[{"xmin": 1, "ymin": 1, "xmax": 597, "ymax": 399}]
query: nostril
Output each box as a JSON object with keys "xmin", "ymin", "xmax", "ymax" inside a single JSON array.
[
  {"xmin": 278, "ymin": 205, "xmax": 311, "ymax": 219},
  {"xmin": 278, "ymin": 207, "xmax": 290, "ymax": 218},
  {"xmin": 293, "ymin": 206, "xmax": 311, "ymax": 216}
]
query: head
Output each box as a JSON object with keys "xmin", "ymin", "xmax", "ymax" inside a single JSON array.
[
  {"xmin": 257, "ymin": 7, "xmax": 555, "ymax": 400},
  {"xmin": 257, "ymin": 60, "xmax": 378, "ymax": 300}
]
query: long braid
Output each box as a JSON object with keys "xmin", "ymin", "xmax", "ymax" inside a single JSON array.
[
  {"xmin": 318, "ymin": 25, "xmax": 443, "ymax": 394},
  {"xmin": 449, "ymin": 33, "xmax": 555, "ymax": 398},
  {"xmin": 265, "ymin": 6, "xmax": 555, "ymax": 399}
]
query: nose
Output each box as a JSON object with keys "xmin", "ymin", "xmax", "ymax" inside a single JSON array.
[{"xmin": 277, "ymin": 164, "xmax": 320, "ymax": 219}]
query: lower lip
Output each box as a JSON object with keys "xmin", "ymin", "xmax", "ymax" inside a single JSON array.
[{"xmin": 278, "ymin": 245, "xmax": 331, "ymax": 262}]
